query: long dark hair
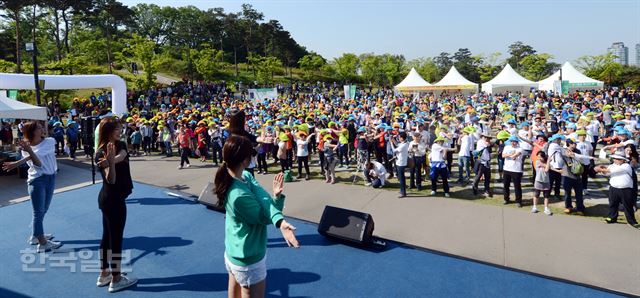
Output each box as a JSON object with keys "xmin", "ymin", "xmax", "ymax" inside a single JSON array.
[
  {"xmin": 625, "ymin": 144, "xmax": 639, "ymax": 162},
  {"xmin": 98, "ymin": 118, "xmax": 119, "ymax": 151},
  {"xmin": 228, "ymin": 109, "xmax": 246, "ymax": 136},
  {"xmin": 214, "ymin": 135, "xmax": 254, "ymax": 208}
]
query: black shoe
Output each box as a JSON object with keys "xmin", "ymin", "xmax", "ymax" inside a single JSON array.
[
  {"xmin": 472, "ymin": 187, "xmax": 478, "ymax": 196},
  {"xmin": 503, "ymin": 200, "xmax": 509, "ymax": 205},
  {"xmin": 604, "ymin": 217, "xmax": 617, "ymax": 224},
  {"xmin": 305, "ymin": 175, "xmax": 310, "ymax": 180},
  {"xmin": 515, "ymin": 202, "xmax": 522, "ymax": 208},
  {"xmin": 296, "ymin": 175, "xmax": 302, "ymax": 179}
]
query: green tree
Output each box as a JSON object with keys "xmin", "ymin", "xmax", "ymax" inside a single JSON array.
[
  {"xmin": 575, "ymin": 52, "xmax": 623, "ymax": 86},
  {"xmin": 476, "ymin": 52, "xmax": 502, "ymax": 83},
  {"xmin": 81, "ymin": 0, "xmax": 134, "ymax": 73},
  {"xmin": 0, "ymin": 0, "xmax": 33, "ymax": 72},
  {"xmin": 0, "ymin": 58, "xmax": 16, "ymax": 72},
  {"xmin": 507, "ymin": 41, "xmax": 536, "ymax": 72},
  {"xmin": 298, "ymin": 52, "xmax": 326, "ymax": 80},
  {"xmin": 123, "ymin": 34, "xmax": 158, "ymax": 90},
  {"xmin": 248, "ymin": 53, "xmax": 282, "ymax": 85},
  {"xmin": 433, "ymin": 52, "xmax": 452, "ymax": 80},
  {"xmin": 452, "ymin": 48, "xmax": 481, "ymax": 82},
  {"xmin": 406, "ymin": 58, "xmax": 439, "ymax": 83},
  {"xmin": 519, "ymin": 53, "xmax": 556, "ymax": 81},
  {"xmin": 380, "ymin": 54, "xmax": 405, "ymax": 85},
  {"xmin": 332, "ymin": 53, "xmax": 359, "ymax": 83},
  {"xmin": 359, "ymin": 53, "xmax": 383, "ymax": 84},
  {"xmin": 194, "ymin": 43, "xmax": 224, "ymax": 81}
]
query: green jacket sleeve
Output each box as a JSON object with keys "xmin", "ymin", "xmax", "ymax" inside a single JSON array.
[{"xmin": 245, "ymin": 171, "xmax": 285, "ymax": 214}]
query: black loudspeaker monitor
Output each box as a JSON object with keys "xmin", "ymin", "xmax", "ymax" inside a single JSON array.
[
  {"xmin": 318, "ymin": 205, "xmax": 375, "ymax": 245},
  {"xmin": 197, "ymin": 182, "xmax": 224, "ymax": 212}
]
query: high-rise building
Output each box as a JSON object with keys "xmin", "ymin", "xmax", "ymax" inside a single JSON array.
[
  {"xmin": 636, "ymin": 43, "xmax": 640, "ymax": 66},
  {"xmin": 608, "ymin": 42, "xmax": 629, "ymax": 65}
]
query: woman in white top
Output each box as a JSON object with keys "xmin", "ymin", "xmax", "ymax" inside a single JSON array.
[
  {"xmin": 594, "ymin": 155, "xmax": 638, "ymax": 228},
  {"xmin": 501, "ymin": 136, "xmax": 524, "ymax": 207},
  {"xmin": 429, "ymin": 136, "xmax": 455, "ymax": 197},
  {"xmin": 390, "ymin": 132, "xmax": 409, "ymax": 198},
  {"xmin": 409, "ymin": 132, "xmax": 428, "ymax": 191},
  {"xmin": 294, "ymin": 131, "xmax": 315, "ymax": 180},
  {"xmin": 2, "ymin": 121, "xmax": 61, "ymax": 252}
]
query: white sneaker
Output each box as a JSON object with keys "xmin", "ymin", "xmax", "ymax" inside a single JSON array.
[
  {"xmin": 444, "ymin": 193, "xmax": 450, "ymax": 198},
  {"xmin": 28, "ymin": 234, "xmax": 54, "ymax": 245},
  {"xmin": 531, "ymin": 207, "xmax": 539, "ymax": 213},
  {"xmin": 430, "ymin": 191, "xmax": 436, "ymax": 196},
  {"xmin": 185, "ymin": 164, "xmax": 191, "ymax": 168},
  {"xmin": 177, "ymin": 165, "xmax": 182, "ymax": 169},
  {"xmin": 37, "ymin": 240, "xmax": 62, "ymax": 253},
  {"xmin": 364, "ymin": 182, "xmax": 372, "ymax": 186},
  {"xmin": 97, "ymin": 274, "xmax": 112, "ymax": 287},
  {"xmin": 108, "ymin": 275, "xmax": 138, "ymax": 293},
  {"xmin": 544, "ymin": 208, "xmax": 553, "ymax": 215}
]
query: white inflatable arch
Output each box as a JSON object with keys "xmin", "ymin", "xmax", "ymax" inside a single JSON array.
[{"xmin": 0, "ymin": 73, "xmax": 127, "ymax": 115}]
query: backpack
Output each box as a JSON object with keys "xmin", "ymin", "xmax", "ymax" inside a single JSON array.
[
  {"xmin": 562, "ymin": 155, "xmax": 584, "ymax": 176},
  {"xmin": 283, "ymin": 170, "xmax": 293, "ymax": 183}
]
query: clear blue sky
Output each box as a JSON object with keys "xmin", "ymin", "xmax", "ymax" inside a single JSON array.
[{"xmin": 120, "ymin": 0, "xmax": 640, "ymax": 64}]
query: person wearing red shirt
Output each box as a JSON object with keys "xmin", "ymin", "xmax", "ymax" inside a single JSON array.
[
  {"xmin": 177, "ymin": 124, "xmax": 191, "ymax": 169},
  {"xmin": 195, "ymin": 122, "xmax": 208, "ymax": 162}
]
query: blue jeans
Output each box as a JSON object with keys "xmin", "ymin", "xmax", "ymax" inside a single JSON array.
[
  {"xmin": 28, "ymin": 174, "xmax": 56, "ymax": 237},
  {"xmin": 458, "ymin": 156, "xmax": 471, "ymax": 181},
  {"xmin": 396, "ymin": 165, "xmax": 407, "ymax": 196},
  {"xmin": 164, "ymin": 141, "xmax": 172, "ymax": 156}
]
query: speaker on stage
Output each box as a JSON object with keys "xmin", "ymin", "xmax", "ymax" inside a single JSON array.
[
  {"xmin": 318, "ymin": 205, "xmax": 375, "ymax": 245},
  {"xmin": 197, "ymin": 182, "xmax": 224, "ymax": 212},
  {"xmin": 80, "ymin": 116, "xmax": 100, "ymax": 148}
]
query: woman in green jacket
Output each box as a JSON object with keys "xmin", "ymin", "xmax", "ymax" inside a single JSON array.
[{"xmin": 214, "ymin": 135, "xmax": 299, "ymax": 298}]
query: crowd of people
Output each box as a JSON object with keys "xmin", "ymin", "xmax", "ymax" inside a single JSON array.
[
  {"xmin": 3, "ymin": 80, "xmax": 640, "ymax": 295},
  {"xmin": 8, "ymin": 81, "xmax": 640, "ymax": 225}
]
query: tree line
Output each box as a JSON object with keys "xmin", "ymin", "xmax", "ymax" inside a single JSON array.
[{"xmin": 0, "ymin": 1, "xmax": 638, "ymax": 90}]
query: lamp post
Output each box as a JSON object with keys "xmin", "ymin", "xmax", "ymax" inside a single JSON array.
[{"xmin": 25, "ymin": 42, "xmax": 41, "ymax": 107}]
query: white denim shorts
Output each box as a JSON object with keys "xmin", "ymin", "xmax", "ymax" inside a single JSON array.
[{"xmin": 224, "ymin": 253, "xmax": 267, "ymax": 287}]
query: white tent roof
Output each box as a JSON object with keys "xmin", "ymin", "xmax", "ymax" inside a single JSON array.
[
  {"xmin": 395, "ymin": 68, "xmax": 432, "ymax": 91},
  {"xmin": 434, "ymin": 65, "xmax": 477, "ymax": 89},
  {"xmin": 481, "ymin": 64, "xmax": 537, "ymax": 93},
  {"xmin": 0, "ymin": 93, "xmax": 47, "ymax": 120},
  {"xmin": 538, "ymin": 61, "xmax": 604, "ymax": 92}
]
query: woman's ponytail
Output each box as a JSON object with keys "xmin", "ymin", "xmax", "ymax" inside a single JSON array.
[
  {"xmin": 214, "ymin": 162, "xmax": 231, "ymax": 209},
  {"xmin": 213, "ymin": 136, "xmax": 253, "ymax": 209}
]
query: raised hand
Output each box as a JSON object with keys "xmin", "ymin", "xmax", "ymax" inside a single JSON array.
[
  {"xmin": 2, "ymin": 161, "xmax": 18, "ymax": 172},
  {"xmin": 273, "ymin": 172, "xmax": 284, "ymax": 197},
  {"xmin": 17, "ymin": 140, "xmax": 32, "ymax": 152},
  {"xmin": 279, "ymin": 220, "xmax": 299, "ymax": 248}
]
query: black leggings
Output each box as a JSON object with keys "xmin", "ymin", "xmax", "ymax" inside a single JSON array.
[
  {"xmin": 297, "ymin": 155, "xmax": 310, "ymax": 176},
  {"xmin": 100, "ymin": 200, "xmax": 127, "ymax": 277},
  {"xmin": 180, "ymin": 147, "xmax": 191, "ymax": 167}
]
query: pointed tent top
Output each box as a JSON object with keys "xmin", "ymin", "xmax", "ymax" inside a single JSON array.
[
  {"xmin": 484, "ymin": 64, "xmax": 537, "ymax": 85},
  {"xmin": 434, "ymin": 65, "xmax": 477, "ymax": 88},
  {"xmin": 395, "ymin": 68, "xmax": 432, "ymax": 91},
  {"xmin": 537, "ymin": 61, "xmax": 603, "ymax": 91}
]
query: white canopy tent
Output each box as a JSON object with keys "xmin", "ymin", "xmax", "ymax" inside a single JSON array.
[
  {"xmin": 0, "ymin": 73, "xmax": 127, "ymax": 116},
  {"xmin": 481, "ymin": 64, "xmax": 538, "ymax": 94},
  {"xmin": 537, "ymin": 62, "xmax": 604, "ymax": 92},
  {"xmin": 395, "ymin": 68, "xmax": 432, "ymax": 92},
  {"xmin": 432, "ymin": 65, "xmax": 478, "ymax": 92},
  {"xmin": 0, "ymin": 92, "xmax": 47, "ymax": 120}
]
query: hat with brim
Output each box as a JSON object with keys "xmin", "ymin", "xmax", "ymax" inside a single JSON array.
[
  {"xmin": 610, "ymin": 154, "xmax": 629, "ymax": 161},
  {"xmin": 507, "ymin": 136, "xmax": 520, "ymax": 143},
  {"xmin": 481, "ymin": 132, "xmax": 493, "ymax": 138},
  {"xmin": 549, "ymin": 134, "xmax": 566, "ymax": 141},
  {"xmin": 434, "ymin": 136, "xmax": 446, "ymax": 143}
]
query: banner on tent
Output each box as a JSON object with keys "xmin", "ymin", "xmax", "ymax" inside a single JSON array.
[
  {"xmin": 8, "ymin": 90, "xmax": 18, "ymax": 99},
  {"xmin": 343, "ymin": 85, "xmax": 356, "ymax": 99},
  {"xmin": 248, "ymin": 88, "xmax": 277, "ymax": 103}
]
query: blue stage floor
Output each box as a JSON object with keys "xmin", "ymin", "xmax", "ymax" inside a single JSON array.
[{"xmin": 0, "ymin": 183, "xmax": 622, "ymax": 298}]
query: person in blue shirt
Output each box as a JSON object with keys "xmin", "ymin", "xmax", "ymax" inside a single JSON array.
[{"xmin": 65, "ymin": 121, "xmax": 79, "ymax": 160}]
